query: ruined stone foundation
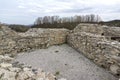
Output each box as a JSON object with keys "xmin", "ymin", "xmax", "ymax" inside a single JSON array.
[{"xmin": 67, "ymin": 24, "xmax": 120, "ymax": 76}]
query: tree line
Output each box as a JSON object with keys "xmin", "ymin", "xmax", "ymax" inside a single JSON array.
[{"xmin": 34, "ymin": 14, "xmax": 101, "ymax": 25}]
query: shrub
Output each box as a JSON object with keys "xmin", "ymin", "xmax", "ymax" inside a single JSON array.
[{"xmin": 9, "ymin": 24, "xmax": 30, "ymax": 32}]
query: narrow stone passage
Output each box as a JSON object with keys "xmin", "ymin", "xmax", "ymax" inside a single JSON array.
[{"xmin": 13, "ymin": 44, "xmax": 118, "ymax": 80}]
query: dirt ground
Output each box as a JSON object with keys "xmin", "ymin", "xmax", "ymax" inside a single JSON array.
[{"xmin": 13, "ymin": 44, "xmax": 118, "ymax": 80}]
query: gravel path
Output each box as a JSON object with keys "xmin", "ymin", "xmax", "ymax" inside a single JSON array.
[{"xmin": 13, "ymin": 44, "xmax": 118, "ymax": 80}]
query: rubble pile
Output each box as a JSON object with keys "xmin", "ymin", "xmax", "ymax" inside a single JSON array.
[{"xmin": 0, "ymin": 55, "xmax": 57, "ymax": 80}]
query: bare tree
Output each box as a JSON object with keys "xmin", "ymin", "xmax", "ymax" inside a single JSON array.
[
  {"xmin": 34, "ymin": 14, "xmax": 102, "ymax": 25},
  {"xmin": 34, "ymin": 17, "xmax": 43, "ymax": 25}
]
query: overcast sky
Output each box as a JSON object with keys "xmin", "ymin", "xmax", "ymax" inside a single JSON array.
[{"xmin": 0, "ymin": 0, "xmax": 120, "ymax": 24}]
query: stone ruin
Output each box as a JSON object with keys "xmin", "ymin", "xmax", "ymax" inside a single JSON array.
[
  {"xmin": 0, "ymin": 26, "xmax": 69, "ymax": 55},
  {"xmin": 0, "ymin": 23, "xmax": 120, "ymax": 80},
  {"xmin": 0, "ymin": 25, "xmax": 68, "ymax": 80},
  {"xmin": 67, "ymin": 24, "xmax": 120, "ymax": 76}
]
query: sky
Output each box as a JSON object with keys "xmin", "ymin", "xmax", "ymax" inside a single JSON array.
[{"xmin": 0, "ymin": 0, "xmax": 120, "ymax": 25}]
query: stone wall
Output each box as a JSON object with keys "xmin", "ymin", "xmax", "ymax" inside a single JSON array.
[
  {"xmin": 0, "ymin": 26, "xmax": 69, "ymax": 55},
  {"xmin": 0, "ymin": 26, "xmax": 19, "ymax": 55},
  {"xmin": 74, "ymin": 24, "xmax": 104, "ymax": 35},
  {"xmin": 67, "ymin": 24, "xmax": 120, "ymax": 76},
  {"xmin": 74, "ymin": 24, "xmax": 120, "ymax": 41},
  {"xmin": 18, "ymin": 28, "xmax": 69, "ymax": 47}
]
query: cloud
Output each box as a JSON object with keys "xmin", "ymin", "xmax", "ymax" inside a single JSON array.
[
  {"xmin": 18, "ymin": 5, "xmax": 26, "ymax": 9},
  {"xmin": 0, "ymin": 0, "xmax": 120, "ymax": 24},
  {"xmin": 60, "ymin": 7, "xmax": 93, "ymax": 13},
  {"xmin": 16, "ymin": 0, "xmax": 120, "ymax": 14},
  {"xmin": 28, "ymin": 9, "xmax": 39, "ymax": 13}
]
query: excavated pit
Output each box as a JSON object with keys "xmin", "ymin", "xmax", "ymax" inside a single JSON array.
[
  {"xmin": 12, "ymin": 44, "xmax": 118, "ymax": 80},
  {"xmin": 1, "ymin": 24, "xmax": 120, "ymax": 80}
]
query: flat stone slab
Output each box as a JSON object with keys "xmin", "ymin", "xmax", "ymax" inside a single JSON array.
[{"xmin": 13, "ymin": 44, "xmax": 118, "ymax": 80}]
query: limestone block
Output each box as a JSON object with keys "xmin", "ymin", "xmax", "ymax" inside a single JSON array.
[{"xmin": 0, "ymin": 63, "xmax": 12, "ymax": 68}]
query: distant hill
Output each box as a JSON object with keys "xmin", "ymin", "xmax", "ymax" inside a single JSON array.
[
  {"xmin": 99, "ymin": 20, "xmax": 120, "ymax": 27},
  {"xmin": 2, "ymin": 19, "xmax": 120, "ymax": 33}
]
